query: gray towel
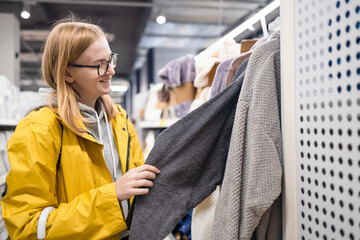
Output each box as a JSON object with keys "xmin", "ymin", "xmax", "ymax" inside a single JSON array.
[
  {"xmin": 128, "ymin": 59, "xmax": 249, "ymax": 240},
  {"xmin": 211, "ymin": 30, "xmax": 282, "ymax": 240}
]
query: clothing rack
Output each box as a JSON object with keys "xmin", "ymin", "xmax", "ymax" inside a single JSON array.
[
  {"xmin": 268, "ymin": 16, "xmax": 280, "ymax": 33},
  {"xmin": 197, "ymin": 0, "xmax": 280, "ymax": 59}
]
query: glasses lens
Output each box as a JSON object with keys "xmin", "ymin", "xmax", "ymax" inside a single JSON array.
[
  {"xmin": 110, "ymin": 54, "xmax": 118, "ymax": 67},
  {"xmin": 98, "ymin": 62, "xmax": 108, "ymax": 76},
  {"xmin": 98, "ymin": 54, "xmax": 117, "ymax": 77}
]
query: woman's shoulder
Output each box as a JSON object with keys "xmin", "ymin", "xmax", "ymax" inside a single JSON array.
[
  {"xmin": 17, "ymin": 107, "xmax": 59, "ymax": 131},
  {"xmin": 9, "ymin": 107, "xmax": 61, "ymax": 147}
]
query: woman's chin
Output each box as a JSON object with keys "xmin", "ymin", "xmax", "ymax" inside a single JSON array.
[{"xmin": 99, "ymin": 81, "xmax": 112, "ymax": 94}]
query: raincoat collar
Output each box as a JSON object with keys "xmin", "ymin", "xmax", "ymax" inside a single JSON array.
[{"xmin": 52, "ymin": 105, "xmax": 128, "ymax": 154}]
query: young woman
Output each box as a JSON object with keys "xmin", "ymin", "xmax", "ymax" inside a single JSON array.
[{"xmin": 1, "ymin": 17, "xmax": 159, "ymax": 239}]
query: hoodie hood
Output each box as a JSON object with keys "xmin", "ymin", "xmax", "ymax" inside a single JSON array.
[
  {"xmin": 78, "ymin": 100, "xmax": 121, "ymax": 181},
  {"xmin": 79, "ymin": 100, "xmax": 105, "ymax": 122},
  {"xmin": 79, "ymin": 100, "xmax": 105, "ymax": 141}
]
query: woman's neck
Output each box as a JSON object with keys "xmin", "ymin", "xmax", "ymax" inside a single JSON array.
[{"xmin": 79, "ymin": 97, "xmax": 99, "ymax": 109}]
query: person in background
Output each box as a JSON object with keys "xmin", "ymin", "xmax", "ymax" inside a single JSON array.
[{"xmin": 1, "ymin": 16, "xmax": 159, "ymax": 239}]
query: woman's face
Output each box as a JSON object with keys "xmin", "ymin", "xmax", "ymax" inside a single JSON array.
[{"xmin": 66, "ymin": 36, "xmax": 115, "ymax": 108}]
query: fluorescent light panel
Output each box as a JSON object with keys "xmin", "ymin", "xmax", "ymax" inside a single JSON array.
[
  {"xmin": 111, "ymin": 85, "xmax": 128, "ymax": 92},
  {"xmin": 224, "ymin": 0, "xmax": 280, "ymax": 39}
]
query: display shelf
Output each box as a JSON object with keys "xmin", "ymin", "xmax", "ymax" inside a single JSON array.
[
  {"xmin": 138, "ymin": 118, "xmax": 179, "ymax": 129},
  {"xmin": 0, "ymin": 118, "xmax": 18, "ymax": 130},
  {"xmin": 0, "ymin": 174, "xmax": 6, "ymax": 187},
  {"xmin": 164, "ymin": 233, "xmax": 177, "ymax": 240}
]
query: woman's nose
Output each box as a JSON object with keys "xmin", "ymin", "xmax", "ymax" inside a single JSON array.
[{"xmin": 107, "ymin": 64, "xmax": 115, "ymax": 76}]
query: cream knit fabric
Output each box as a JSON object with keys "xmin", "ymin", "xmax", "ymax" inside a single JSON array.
[
  {"xmin": 188, "ymin": 86, "xmax": 212, "ymax": 112},
  {"xmin": 194, "ymin": 38, "xmax": 240, "ymax": 88},
  {"xmin": 191, "ymin": 186, "xmax": 220, "ymax": 240}
]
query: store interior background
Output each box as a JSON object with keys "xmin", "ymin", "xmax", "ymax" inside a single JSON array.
[
  {"xmin": 0, "ymin": 2, "xmax": 279, "ymax": 237},
  {"xmin": 1, "ymin": 1, "xmax": 359, "ymax": 239},
  {"xmin": 0, "ymin": 0, "xmax": 279, "ymax": 158},
  {"xmin": 0, "ymin": 0, "xmax": 278, "ymax": 115}
]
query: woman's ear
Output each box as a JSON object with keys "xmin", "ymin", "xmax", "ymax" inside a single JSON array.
[{"xmin": 65, "ymin": 68, "xmax": 74, "ymax": 83}]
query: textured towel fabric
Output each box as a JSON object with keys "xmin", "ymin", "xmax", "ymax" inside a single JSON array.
[
  {"xmin": 188, "ymin": 86, "xmax": 212, "ymax": 112},
  {"xmin": 211, "ymin": 30, "xmax": 282, "ymax": 240},
  {"xmin": 210, "ymin": 57, "xmax": 234, "ymax": 98},
  {"xmin": 174, "ymin": 100, "xmax": 193, "ymax": 118},
  {"xmin": 227, "ymin": 56, "xmax": 251, "ymax": 88},
  {"xmin": 158, "ymin": 55, "xmax": 196, "ymax": 88},
  {"xmin": 191, "ymin": 185, "xmax": 220, "ymax": 240},
  {"xmin": 128, "ymin": 60, "xmax": 248, "ymax": 240},
  {"xmin": 194, "ymin": 38, "xmax": 239, "ymax": 88},
  {"xmin": 250, "ymin": 36, "xmax": 268, "ymax": 51},
  {"xmin": 225, "ymin": 51, "xmax": 252, "ymax": 87}
]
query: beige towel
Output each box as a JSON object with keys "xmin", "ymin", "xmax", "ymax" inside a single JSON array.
[
  {"xmin": 191, "ymin": 186, "xmax": 220, "ymax": 240},
  {"xmin": 194, "ymin": 38, "xmax": 240, "ymax": 88}
]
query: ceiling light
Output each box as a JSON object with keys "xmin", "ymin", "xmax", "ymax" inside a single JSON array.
[
  {"xmin": 156, "ymin": 14, "xmax": 166, "ymax": 24},
  {"xmin": 21, "ymin": 4, "xmax": 31, "ymax": 19}
]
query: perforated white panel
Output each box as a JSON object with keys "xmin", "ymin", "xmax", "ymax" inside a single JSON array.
[{"xmin": 295, "ymin": 0, "xmax": 360, "ymax": 239}]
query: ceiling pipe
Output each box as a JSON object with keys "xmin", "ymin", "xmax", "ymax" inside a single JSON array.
[
  {"xmin": 14, "ymin": 0, "xmax": 263, "ymax": 10},
  {"xmin": 19, "ymin": 52, "xmax": 42, "ymax": 62},
  {"xmin": 21, "ymin": 39, "xmax": 36, "ymax": 53},
  {"xmin": 143, "ymin": 33, "xmax": 217, "ymax": 39},
  {"xmin": 20, "ymin": 30, "xmax": 115, "ymax": 42}
]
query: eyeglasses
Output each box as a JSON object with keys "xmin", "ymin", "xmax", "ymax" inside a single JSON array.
[{"xmin": 68, "ymin": 53, "xmax": 118, "ymax": 77}]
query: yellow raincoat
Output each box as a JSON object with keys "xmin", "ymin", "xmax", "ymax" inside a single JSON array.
[{"xmin": 1, "ymin": 105, "xmax": 144, "ymax": 239}]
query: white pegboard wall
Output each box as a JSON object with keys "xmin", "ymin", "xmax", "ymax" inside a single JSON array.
[{"xmin": 295, "ymin": 0, "xmax": 360, "ymax": 239}]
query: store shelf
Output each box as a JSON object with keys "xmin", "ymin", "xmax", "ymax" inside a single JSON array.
[
  {"xmin": 0, "ymin": 174, "xmax": 6, "ymax": 187},
  {"xmin": 164, "ymin": 233, "xmax": 177, "ymax": 240},
  {"xmin": 0, "ymin": 118, "xmax": 18, "ymax": 130},
  {"xmin": 138, "ymin": 118, "xmax": 179, "ymax": 129}
]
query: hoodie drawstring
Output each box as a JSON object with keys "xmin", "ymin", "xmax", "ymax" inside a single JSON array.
[
  {"xmin": 104, "ymin": 112, "xmax": 117, "ymax": 180},
  {"xmin": 94, "ymin": 111, "xmax": 103, "ymax": 144}
]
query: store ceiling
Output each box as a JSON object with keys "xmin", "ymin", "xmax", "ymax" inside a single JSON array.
[{"xmin": 0, "ymin": 0, "xmax": 271, "ymax": 91}]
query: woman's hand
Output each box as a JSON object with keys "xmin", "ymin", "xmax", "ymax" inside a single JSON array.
[{"xmin": 115, "ymin": 164, "xmax": 160, "ymax": 201}]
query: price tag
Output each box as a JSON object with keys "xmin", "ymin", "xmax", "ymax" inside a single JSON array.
[{"xmin": 159, "ymin": 119, "xmax": 166, "ymax": 127}]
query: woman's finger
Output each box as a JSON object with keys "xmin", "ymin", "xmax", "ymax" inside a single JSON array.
[
  {"xmin": 135, "ymin": 171, "xmax": 156, "ymax": 180},
  {"xmin": 132, "ymin": 179, "xmax": 154, "ymax": 188},
  {"xmin": 132, "ymin": 188, "xmax": 150, "ymax": 196},
  {"xmin": 134, "ymin": 164, "xmax": 160, "ymax": 174}
]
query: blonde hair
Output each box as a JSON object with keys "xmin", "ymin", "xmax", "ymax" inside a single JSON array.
[{"xmin": 42, "ymin": 16, "xmax": 118, "ymax": 134}]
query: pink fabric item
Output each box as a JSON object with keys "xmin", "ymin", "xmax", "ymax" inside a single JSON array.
[{"xmin": 225, "ymin": 51, "xmax": 252, "ymax": 87}]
